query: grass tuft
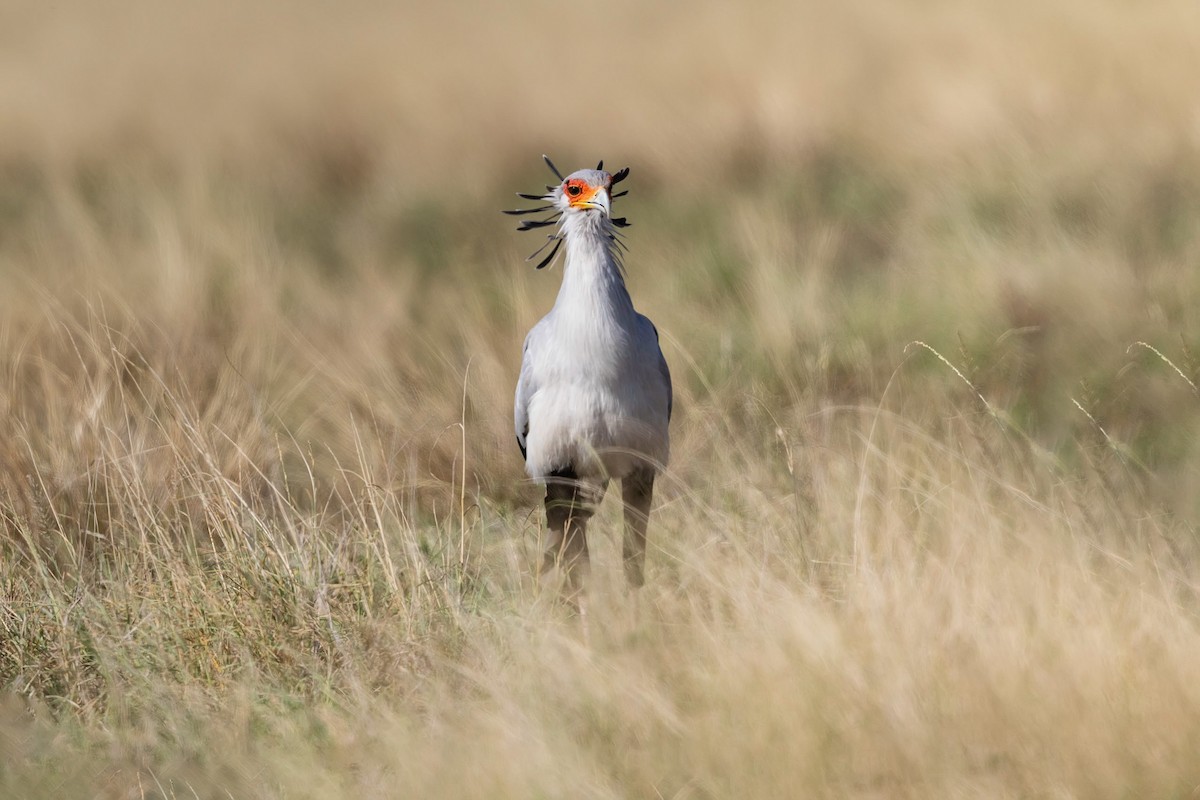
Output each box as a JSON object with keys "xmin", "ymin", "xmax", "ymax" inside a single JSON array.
[{"xmin": 2, "ymin": 1, "xmax": 1200, "ymax": 796}]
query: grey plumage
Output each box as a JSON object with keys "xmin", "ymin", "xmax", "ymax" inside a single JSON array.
[{"xmin": 511, "ymin": 160, "xmax": 672, "ymax": 601}]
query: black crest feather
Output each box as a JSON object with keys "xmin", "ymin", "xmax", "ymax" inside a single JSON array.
[
  {"xmin": 502, "ymin": 205, "xmax": 555, "ymax": 216},
  {"xmin": 532, "ymin": 237, "xmax": 564, "ymax": 270},
  {"xmin": 542, "ymin": 155, "xmax": 564, "ymax": 182},
  {"xmin": 507, "ymin": 157, "xmax": 632, "ymax": 270},
  {"xmin": 518, "ymin": 217, "xmax": 560, "ymax": 231}
]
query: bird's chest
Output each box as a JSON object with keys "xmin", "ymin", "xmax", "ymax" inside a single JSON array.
[
  {"xmin": 541, "ymin": 313, "xmax": 642, "ymax": 394},
  {"xmin": 533, "ymin": 314, "xmax": 653, "ymax": 442}
]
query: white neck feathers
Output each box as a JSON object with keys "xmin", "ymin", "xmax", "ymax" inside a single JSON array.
[{"xmin": 553, "ymin": 214, "xmax": 633, "ymax": 320}]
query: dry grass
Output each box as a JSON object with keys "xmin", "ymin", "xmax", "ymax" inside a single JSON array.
[{"xmin": 3, "ymin": 0, "xmax": 1200, "ymax": 797}]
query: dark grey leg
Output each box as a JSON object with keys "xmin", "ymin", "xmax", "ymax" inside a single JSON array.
[
  {"xmin": 541, "ymin": 470, "xmax": 604, "ymax": 599},
  {"xmin": 621, "ymin": 467, "xmax": 655, "ymax": 589}
]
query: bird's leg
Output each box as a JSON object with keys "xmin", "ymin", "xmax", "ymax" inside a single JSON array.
[
  {"xmin": 542, "ymin": 470, "xmax": 593, "ymax": 606},
  {"xmin": 621, "ymin": 467, "xmax": 655, "ymax": 591},
  {"xmin": 562, "ymin": 513, "xmax": 594, "ymax": 647},
  {"xmin": 541, "ymin": 468, "xmax": 575, "ymax": 578},
  {"xmin": 578, "ymin": 588, "xmax": 591, "ymax": 648},
  {"xmin": 558, "ymin": 515, "xmax": 591, "ymax": 605}
]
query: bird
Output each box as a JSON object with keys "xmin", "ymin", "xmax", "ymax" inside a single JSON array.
[{"xmin": 508, "ymin": 156, "xmax": 672, "ymax": 612}]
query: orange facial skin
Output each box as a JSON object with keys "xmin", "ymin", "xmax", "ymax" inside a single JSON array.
[{"xmin": 563, "ymin": 178, "xmax": 605, "ymax": 208}]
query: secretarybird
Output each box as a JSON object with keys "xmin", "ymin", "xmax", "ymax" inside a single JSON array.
[{"xmin": 508, "ymin": 156, "xmax": 672, "ymax": 608}]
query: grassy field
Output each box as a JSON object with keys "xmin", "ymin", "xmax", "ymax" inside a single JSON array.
[{"xmin": 3, "ymin": 1, "xmax": 1200, "ymax": 797}]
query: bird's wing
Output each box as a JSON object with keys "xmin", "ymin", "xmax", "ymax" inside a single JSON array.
[
  {"xmin": 644, "ymin": 316, "xmax": 673, "ymax": 420},
  {"xmin": 661, "ymin": 347, "xmax": 673, "ymax": 421},
  {"xmin": 514, "ymin": 321, "xmax": 545, "ymax": 460}
]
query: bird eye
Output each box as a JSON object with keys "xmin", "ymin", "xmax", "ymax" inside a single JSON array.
[{"xmin": 566, "ymin": 184, "xmax": 582, "ymax": 197}]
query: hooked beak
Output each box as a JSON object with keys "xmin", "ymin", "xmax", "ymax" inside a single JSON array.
[{"xmin": 580, "ymin": 187, "xmax": 611, "ymax": 217}]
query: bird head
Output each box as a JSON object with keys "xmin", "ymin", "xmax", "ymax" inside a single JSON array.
[
  {"xmin": 504, "ymin": 156, "xmax": 631, "ymax": 269},
  {"xmin": 554, "ymin": 169, "xmax": 614, "ymax": 218}
]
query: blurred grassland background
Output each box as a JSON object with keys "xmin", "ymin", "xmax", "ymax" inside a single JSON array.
[{"xmin": 3, "ymin": 0, "xmax": 1200, "ymax": 797}]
